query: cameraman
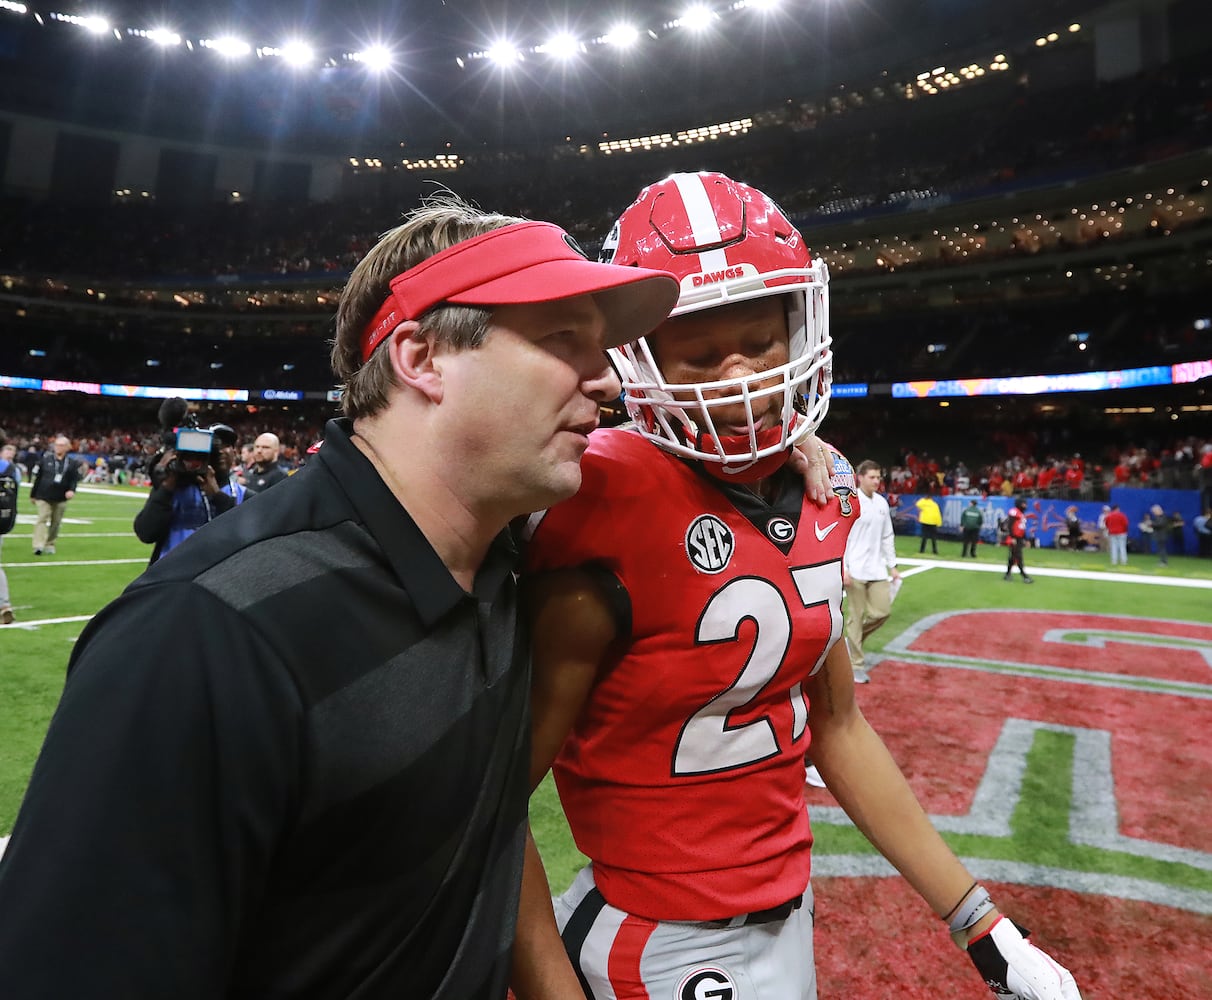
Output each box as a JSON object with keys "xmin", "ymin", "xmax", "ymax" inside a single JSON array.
[{"xmin": 133, "ymin": 424, "xmax": 245, "ymax": 564}]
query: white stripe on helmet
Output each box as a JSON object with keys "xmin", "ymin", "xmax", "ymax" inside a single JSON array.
[{"xmin": 672, "ymin": 173, "xmax": 729, "ymax": 273}]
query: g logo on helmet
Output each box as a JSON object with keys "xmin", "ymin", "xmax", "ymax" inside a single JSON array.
[
  {"xmin": 598, "ymin": 221, "xmax": 620, "ymax": 264},
  {"xmin": 677, "ymin": 967, "xmax": 736, "ymax": 1000}
]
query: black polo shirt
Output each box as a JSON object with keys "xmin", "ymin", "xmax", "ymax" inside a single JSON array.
[{"xmin": 0, "ymin": 419, "xmax": 530, "ymax": 1000}]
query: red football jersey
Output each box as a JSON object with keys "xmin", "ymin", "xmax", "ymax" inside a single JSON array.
[{"xmin": 525, "ymin": 428, "xmax": 857, "ymax": 921}]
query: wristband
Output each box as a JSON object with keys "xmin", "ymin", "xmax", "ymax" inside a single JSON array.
[
  {"xmin": 942, "ymin": 881, "xmax": 977, "ymax": 921},
  {"xmin": 947, "ymin": 884, "xmax": 996, "ymax": 936}
]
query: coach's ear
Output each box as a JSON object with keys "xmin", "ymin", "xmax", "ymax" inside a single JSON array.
[{"xmin": 387, "ymin": 321, "xmax": 443, "ymax": 404}]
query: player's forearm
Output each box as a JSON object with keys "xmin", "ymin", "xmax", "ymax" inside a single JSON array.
[
  {"xmin": 510, "ymin": 830, "xmax": 584, "ymax": 1000},
  {"xmin": 810, "ymin": 711, "xmax": 977, "ymax": 920}
]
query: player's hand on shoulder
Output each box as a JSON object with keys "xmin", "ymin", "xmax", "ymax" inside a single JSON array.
[
  {"xmin": 788, "ymin": 433, "xmax": 834, "ymax": 506},
  {"xmin": 966, "ymin": 916, "xmax": 1082, "ymax": 1000}
]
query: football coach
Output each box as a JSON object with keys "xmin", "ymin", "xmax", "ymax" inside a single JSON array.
[{"xmin": 0, "ymin": 195, "xmax": 677, "ymax": 1000}]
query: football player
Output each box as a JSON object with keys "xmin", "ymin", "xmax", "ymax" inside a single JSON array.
[{"xmin": 511, "ymin": 173, "xmax": 1081, "ymax": 1000}]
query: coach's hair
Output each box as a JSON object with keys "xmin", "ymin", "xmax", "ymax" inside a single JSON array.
[
  {"xmin": 856, "ymin": 459, "xmax": 881, "ymax": 476},
  {"xmin": 330, "ymin": 193, "xmax": 527, "ymax": 420}
]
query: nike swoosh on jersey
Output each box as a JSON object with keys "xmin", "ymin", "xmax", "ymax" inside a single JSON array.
[{"xmin": 814, "ymin": 520, "xmax": 839, "ymax": 541}]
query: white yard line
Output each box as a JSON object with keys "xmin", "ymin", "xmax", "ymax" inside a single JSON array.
[
  {"xmin": 2, "ymin": 558, "xmax": 147, "ymax": 568},
  {"xmin": 897, "ymin": 556, "xmax": 1212, "ymax": 590},
  {"xmin": 0, "ymin": 614, "xmax": 96, "ymax": 629},
  {"xmin": 6, "ymin": 532, "xmax": 143, "ymax": 539}
]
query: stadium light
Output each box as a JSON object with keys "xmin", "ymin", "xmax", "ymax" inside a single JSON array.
[
  {"xmin": 679, "ymin": 5, "xmax": 718, "ymax": 32},
  {"xmin": 353, "ymin": 44, "xmax": 393, "ymax": 71},
  {"xmin": 50, "ymin": 12, "xmax": 111, "ymax": 33},
  {"xmin": 486, "ymin": 40, "xmax": 522, "ymax": 66},
  {"xmin": 145, "ymin": 27, "xmax": 181, "ymax": 47},
  {"xmin": 741, "ymin": 0, "xmax": 781, "ymax": 10},
  {"xmin": 204, "ymin": 36, "xmax": 252, "ymax": 58},
  {"xmin": 0, "ymin": 1, "xmax": 29, "ymax": 14},
  {"xmin": 603, "ymin": 22, "xmax": 640, "ymax": 48},
  {"xmin": 279, "ymin": 40, "xmax": 315, "ymax": 67},
  {"xmin": 539, "ymin": 31, "xmax": 581, "ymax": 61}
]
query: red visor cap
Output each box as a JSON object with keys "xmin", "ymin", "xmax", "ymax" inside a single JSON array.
[{"xmin": 361, "ymin": 221, "xmax": 679, "ymax": 361}]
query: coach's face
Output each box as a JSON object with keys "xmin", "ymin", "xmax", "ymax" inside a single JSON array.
[{"xmin": 439, "ymin": 293, "xmax": 620, "ymax": 517}]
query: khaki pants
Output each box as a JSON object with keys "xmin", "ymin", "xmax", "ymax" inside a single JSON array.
[
  {"xmin": 844, "ymin": 578, "xmax": 891, "ymax": 671},
  {"xmin": 33, "ymin": 499, "xmax": 66, "ymax": 552}
]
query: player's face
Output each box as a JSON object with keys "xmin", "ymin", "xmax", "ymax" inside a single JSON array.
[
  {"xmin": 438, "ymin": 293, "xmax": 619, "ymax": 516},
  {"xmin": 650, "ymin": 296, "xmax": 789, "ymax": 438}
]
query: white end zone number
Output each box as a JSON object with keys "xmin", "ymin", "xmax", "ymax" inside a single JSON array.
[{"xmin": 673, "ymin": 562, "xmax": 843, "ymax": 776}]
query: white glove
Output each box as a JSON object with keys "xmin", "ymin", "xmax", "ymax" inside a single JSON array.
[{"xmin": 966, "ymin": 917, "xmax": 1082, "ymax": 1000}]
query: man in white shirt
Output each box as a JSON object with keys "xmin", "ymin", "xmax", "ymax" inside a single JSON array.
[{"xmin": 842, "ymin": 460, "xmax": 902, "ymax": 683}]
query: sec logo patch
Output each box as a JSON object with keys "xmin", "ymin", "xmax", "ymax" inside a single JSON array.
[
  {"xmin": 677, "ymin": 966, "xmax": 737, "ymax": 1000},
  {"xmin": 685, "ymin": 514, "xmax": 734, "ymax": 574}
]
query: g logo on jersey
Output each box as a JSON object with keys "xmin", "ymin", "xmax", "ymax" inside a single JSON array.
[
  {"xmin": 766, "ymin": 517, "xmax": 795, "ymax": 544},
  {"xmin": 677, "ymin": 967, "xmax": 736, "ymax": 1000},
  {"xmin": 686, "ymin": 514, "xmax": 734, "ymax": 574}
]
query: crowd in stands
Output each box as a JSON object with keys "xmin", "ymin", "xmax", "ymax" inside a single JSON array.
[
  {"xmin": 1, "ymin": 55, "xmax": 1208, "ymax": 283},
  {"xmin": 882, "ymin": 435, "xmax": 1212, "ymax": 501}
]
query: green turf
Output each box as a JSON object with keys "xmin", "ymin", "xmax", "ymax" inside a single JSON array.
[{"xmin": 3, "ymin": 490, "xmax": 1210, "ymax": 911}]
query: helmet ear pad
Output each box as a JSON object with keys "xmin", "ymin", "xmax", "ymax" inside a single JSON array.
[{"xmin": 603, "ymin": 172, "xmax": 832, "ymax": 472}]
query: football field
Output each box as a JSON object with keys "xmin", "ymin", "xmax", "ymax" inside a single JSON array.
[{"xmin": 2, "ymin": 484, "xmax": 1211, "ymax": 997}]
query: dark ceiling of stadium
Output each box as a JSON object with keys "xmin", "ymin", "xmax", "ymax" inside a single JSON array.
[{"xmin": 0, "ymin": 0, "xmax": 1105, "ymax": 150}]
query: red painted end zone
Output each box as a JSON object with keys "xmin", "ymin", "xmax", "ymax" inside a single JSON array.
[
  {"xmin": 814, "ymin": 877, "xmax": 1212, "ymax": 1000},
  {"xmin": 905, "ymin": 609, "xmax": 1212, "ymax": 683},
  {"xmin": 805, "ymin": 610, "xmax": 1212, "ymax": 853}
]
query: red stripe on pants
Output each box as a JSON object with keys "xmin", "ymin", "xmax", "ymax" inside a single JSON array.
[{"xmin": 608, "ymin": 915, "xmax": 658, "ymax": 999}]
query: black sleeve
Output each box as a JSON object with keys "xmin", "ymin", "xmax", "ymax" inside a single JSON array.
[
  {"xmin": 209, "ymin": 489, "xmax": 237, "ymax": 516},
  {"xmin": 0, "ymin": 584, "xmax": 303, "ymax": 998},
  {"xmin": 132, "ymin": 486, "xmax": 175, "ymax": 544}
]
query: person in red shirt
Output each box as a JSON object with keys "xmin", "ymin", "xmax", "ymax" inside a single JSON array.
[
  {"xmin": 1013, "ymin": 466, "xmax": 1036, "ymax": 494},
  {"xmin": 1004, "ymin": 497, "xmax": 1034, "ymax": 583},
  {"xmin": 1104, "ymin": 504, "xmax": 1130, "ymax": 565},
  {"xmin": 1035, "ymin": 462, "xmax": 1057, "ymax": 495},
  {"xmin": 1064, "ymin": 462, "xmax": 1084, "ymax": 498}
]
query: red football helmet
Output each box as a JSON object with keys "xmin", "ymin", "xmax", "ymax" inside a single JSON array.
[{"xmin": 599, "ymin": 172, "xmax": 831, "ymax": 478}]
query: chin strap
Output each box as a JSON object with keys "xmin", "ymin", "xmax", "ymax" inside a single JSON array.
[{"xmin": 695, "ymin": 423, "xmax": 794, "ymax": 484}]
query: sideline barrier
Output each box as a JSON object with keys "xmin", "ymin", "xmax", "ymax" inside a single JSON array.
[{"xmin": 890, "ymin": 491, "xmax": 1203, "ymax": 556}]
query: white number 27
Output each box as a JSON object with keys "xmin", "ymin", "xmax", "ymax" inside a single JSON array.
[{"xmin": 672, "ymin": 562, "xmax": 842, "ymax": 776}]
